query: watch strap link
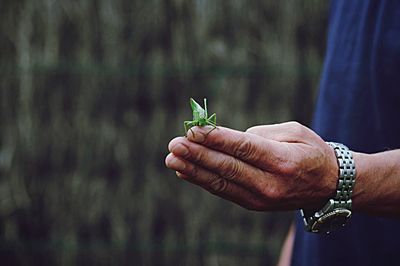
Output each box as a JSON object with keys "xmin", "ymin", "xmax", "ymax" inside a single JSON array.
[{"xmin": 326, "ymin": 142, "xmax": 356, "ymax": 209}]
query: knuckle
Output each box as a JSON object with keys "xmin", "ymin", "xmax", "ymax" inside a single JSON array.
[
  {"xmin": 190, "ymin": 164, "xmax": 199, "ymax": 177},
  {"xmin": 234, "ymin": 138, "xmax": 254, "ymax": 160},
  {"xmin": 278, "ymin": 160, "xmax": 299, "ymax": 178},
  {"xmin": 272, "ymin": 158, "xmax": 302, "ymax": 183},
  {"xmin": 192, "ymin": 148, "xmax": 205, "ymax": 164},
  {"xmin": 209, "ymin": 177, "xmax": 228, "ymax": 193},
  {"xmin": 286, "ymin": 121, "xmax": 308, "ymax": 138},
  {"xmin": 183, "ymin": 163, "xmax": 199, "ymax": 179},
  {"xmin": 287, "ymin": 121, "xmax": 301, "ymax": 128},
  {"xmin": 262, "ymin": 183, "xmax": 285, "ymax": 202},
  {"xmin": 220, "ymin": 158, "xmax": 242, "ymax": 180}
]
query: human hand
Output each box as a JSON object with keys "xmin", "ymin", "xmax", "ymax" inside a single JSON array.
[{"xmin": 165, "ymin": 122, "xmax": 339, "ymax": 211}]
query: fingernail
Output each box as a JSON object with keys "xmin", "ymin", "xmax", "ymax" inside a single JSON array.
[
  {"xmin": 189, "ymin": 129, "xmax": 205, "ymax": 143},
  {"xmin": 172, "ymin": 143, "xmax": 189, "ymax": 157},
  {"xmin": 176, "ymin": 171, "xmax": 191, "ymax": 180},
  {"xmin": 176, "ymin": 171, "xmax": 184, "ymax": 179}
]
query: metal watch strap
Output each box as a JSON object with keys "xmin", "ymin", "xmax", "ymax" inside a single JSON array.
[
  {"xmin": 326, "ymin": 142, "xmax": 356, "ymax": 208},
  {"xmin": 301, "ymin": 142, "xmax": 356, "ymax": 233}
]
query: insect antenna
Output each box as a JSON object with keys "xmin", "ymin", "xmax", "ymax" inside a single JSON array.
[{"xmin": 204, "ymin": 98, "xmax": 208, "ymax": 117}]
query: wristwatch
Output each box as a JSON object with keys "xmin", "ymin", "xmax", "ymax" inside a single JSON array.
[{"xmin": 300, "ymin": 142, "xmax": 356, "ymax": 234}]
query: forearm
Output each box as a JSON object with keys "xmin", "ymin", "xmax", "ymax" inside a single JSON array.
[
  {"xmin": 277, "ymin": 223, "xmax": 295, "ymax": 266},
  {"xmin": 353, "ymin": 149, "xmax": 400, "ymax": 217}
]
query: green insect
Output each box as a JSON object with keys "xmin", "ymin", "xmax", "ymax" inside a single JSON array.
[{"xmin": 184, "ymin": 98, "xmax": 217, "ymax": 136}]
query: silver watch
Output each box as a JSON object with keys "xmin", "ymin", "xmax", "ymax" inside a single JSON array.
[{"xmin": 301, "ymin": 142, "xmax": 356, "ymax": 234}]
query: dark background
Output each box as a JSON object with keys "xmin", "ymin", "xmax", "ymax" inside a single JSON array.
[{"xmin": 0, "ymin": 0, "xmax": 327, "ymax": 265}]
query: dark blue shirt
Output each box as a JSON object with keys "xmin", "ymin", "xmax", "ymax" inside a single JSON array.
[{"xmin": 292, "ymin": 1, "xmax": 400, "ymax": 265}]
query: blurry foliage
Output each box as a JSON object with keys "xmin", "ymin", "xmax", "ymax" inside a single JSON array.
[{"xmin": 0, "ymin": 0, "xmax": 327, "ymax": 265}]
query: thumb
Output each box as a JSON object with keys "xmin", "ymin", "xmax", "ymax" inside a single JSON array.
[{"xmin": 246, "ymin": 121, "xmax": 310, "ymax": 143}]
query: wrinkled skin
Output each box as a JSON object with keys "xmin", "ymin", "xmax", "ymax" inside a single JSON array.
[{"xmin": 165, "ymin": 121, "xmax": 339, "ymax": 211}]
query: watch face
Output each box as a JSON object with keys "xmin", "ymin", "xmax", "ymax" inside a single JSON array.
[{"xmin": 311, "ymin": 208, "xmax": 352, "ymax": 233}]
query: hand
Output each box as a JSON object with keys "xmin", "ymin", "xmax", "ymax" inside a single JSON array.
[{"xmin": 165, "ymin": 121, "xmax": 339, "ymax": 211}]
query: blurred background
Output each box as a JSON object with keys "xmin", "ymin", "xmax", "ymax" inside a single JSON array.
[{"xmin": 0, "ymin": 0, "xmax": 328, "ymax": 265}]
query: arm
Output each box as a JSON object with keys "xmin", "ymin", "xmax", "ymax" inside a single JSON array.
[
  {"xmin": 276, "ymin": 223, "xmax": 295, "ymax": 266},
  {"xmin": 353, "ymin": 150, "xmax": 400, "ymax": 216},
  {"xmin": 165, "ymin": 121, "xmax": 400, "ymax": 217}
]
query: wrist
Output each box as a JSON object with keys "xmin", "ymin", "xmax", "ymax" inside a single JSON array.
[
  {"xmin": 350, "ymin": 152, "xmax": 369, "ymax": 213},
  {"xmin": 352, "ymin": 151, "xmax": 397, "ymax": 216},
  {"xmin": 301, "ymin": 142, "xmax": 356, "ymax": 233}
]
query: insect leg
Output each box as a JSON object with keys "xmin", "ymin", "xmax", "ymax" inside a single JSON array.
[
  {"xmin": 184, "ymin": 121, "xmax": 192, "ymax": 136},
  {"xmin": 204, "ymin": 98, "xmax": 208, "ymax": 117},
  {"xmin": 204, "ymin": 117, "xmax": 218, "ymax": 137},
  {"xmin": 208, "ymin": 113, "xmax": 216, "ymax": 125},
  {"xmin": 184, "ymin": 121, "xmax": 197, "ymax": 137}
]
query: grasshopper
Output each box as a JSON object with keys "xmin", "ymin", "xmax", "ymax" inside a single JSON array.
[{"xmin": 184, "ymin": 98, "xmax": 217, "ymax": 136}]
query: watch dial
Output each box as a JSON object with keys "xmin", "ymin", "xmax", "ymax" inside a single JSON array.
[{"xmin": 311, "ymin": 209, "xmax": 352, "ymax": 233}]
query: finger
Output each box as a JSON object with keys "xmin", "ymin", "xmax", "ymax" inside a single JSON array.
[
  {"xmin": 168, "ymin": 137, "xmax": 271, "ymax": 190},
  {"xmin": 186, "ymin": 126, "xmax": 289, "ymax": 172},
  {"xmin": 165, "ymin": 153, "xmax": 266, "ymax": 210}
]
